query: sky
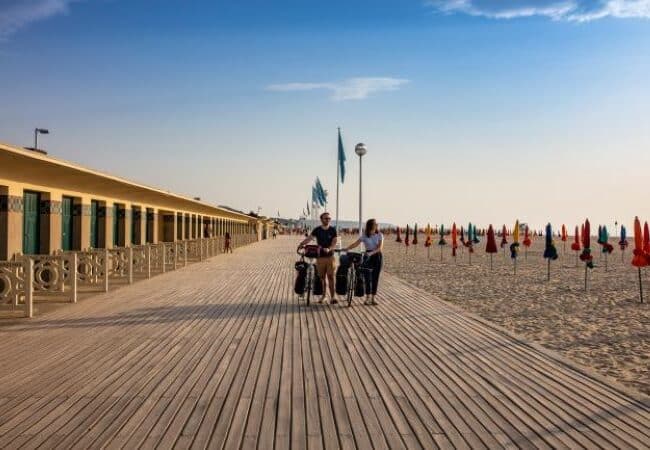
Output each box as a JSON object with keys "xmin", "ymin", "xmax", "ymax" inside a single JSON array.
[{"xmin": 1, "ymin": 0, "xmax": 650, "ymax": 231}]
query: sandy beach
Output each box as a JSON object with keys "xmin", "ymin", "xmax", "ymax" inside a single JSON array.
[{"xmin": 378, "ymin": 233, "xmax": 649, "ymax": 396}]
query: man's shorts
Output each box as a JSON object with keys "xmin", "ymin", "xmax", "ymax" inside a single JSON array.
[{"xmin": 316, "ymin": 256, "xmax": 336, "ymax": 278}]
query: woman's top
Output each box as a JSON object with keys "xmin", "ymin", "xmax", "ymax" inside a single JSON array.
[{"xmin": 360, "ymin": 232, "xmax": 384, "ymax": 252}]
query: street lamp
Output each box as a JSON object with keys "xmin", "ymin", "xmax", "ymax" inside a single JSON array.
[
  {"xmin": 34, "ymin": 128, "xmax": 49, "ymax": 151},
  {"xmin": 355, "ymin": 143, "xmax": 367, "ymax": 236}
]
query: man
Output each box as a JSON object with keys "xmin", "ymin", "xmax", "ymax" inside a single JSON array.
[{"xmin": 298, "ymin": 212, "xmax": 338, "ymax": 304}]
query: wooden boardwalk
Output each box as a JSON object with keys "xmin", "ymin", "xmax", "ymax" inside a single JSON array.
[{"xmin": 0, "ymin": 237, "xmax": 648, "ymax": 449}]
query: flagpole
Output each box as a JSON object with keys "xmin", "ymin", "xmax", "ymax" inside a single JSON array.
[{"xmin": 336, "ymin": 128, "xmax": 341, "ymax": 235}]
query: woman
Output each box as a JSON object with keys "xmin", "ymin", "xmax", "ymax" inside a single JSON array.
[{"xmin": 345, "ymin": 218, "xmax": 383, "ymax": 305}]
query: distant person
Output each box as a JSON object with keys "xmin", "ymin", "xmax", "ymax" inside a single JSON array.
[
  {"xmin": 298, "ymin": 212, "xmax": 338, "ymax": 304},
  {"xmin": 272, "ymin": 229, "xmax": 277, "ymax": 239},
  {"xmin": 224, "ymin": 232, "xmax": 233, "ymax": 253},
  {"xmin": 345, "ymin": 218, "xmax": 384, "ymax": 305}
]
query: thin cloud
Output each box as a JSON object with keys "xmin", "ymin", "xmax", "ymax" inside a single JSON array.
[
  {"xmin": 267, "ymin": 77, "xmax": 410, "ymax": 101},
  {"xmin": 426, "ymin": 0, "xmax": 650, "ymax": 22},
  {"xmin": 0, "ymin": 0, "xmax": 81, "ymax": 38}
]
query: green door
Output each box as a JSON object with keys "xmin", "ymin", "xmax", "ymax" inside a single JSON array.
[
  {"xmin": 22, "ymin": 191, "xmax": 40, "ymax": 255},
  {"xmin": 90, "ymin": 200, "xmax": 99, "ymax": 248},
  {"xmin": 113, "ymin": 204, "xmax": 119, "ymax": 247},
  {"xmin": 61, "ymin": 196, "xmax": 73, "ymax": 251}
]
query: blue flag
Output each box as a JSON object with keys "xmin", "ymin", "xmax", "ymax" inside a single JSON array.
[
  {"xmin": 338, "ymin": 128, "xmax": 346, "ymax": 184},
  {"xmin": 315, "ymin": 177, "xmax": 327, "ymax": 206}
]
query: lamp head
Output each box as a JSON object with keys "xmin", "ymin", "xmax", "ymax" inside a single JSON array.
[
  {"xmin": 36, "ymin": 128, "xmax": 49, "ymax": 134},
  {"xmin": 354, "ymin": 143, "xmax": 367, "ymax": 157}
]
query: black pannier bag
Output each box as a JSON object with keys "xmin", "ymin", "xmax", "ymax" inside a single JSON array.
[
  {"xmin": 354, "ymin": 268, "xmax": 365, "ymax": 297},
  {"xmin": 312, "ymin": 267, "xmax": 324, "ymax": 296},
  {"xmin": 335, "ymin": 265, "xmax": 348, "ymax": 295},
  {"xmin": 294, "ymin": 261, "xmax": 308, "ymax": 295}
]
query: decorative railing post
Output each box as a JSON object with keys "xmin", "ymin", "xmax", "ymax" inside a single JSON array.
[
  {"xmin": 146, "ymin": 245, "xmax": 151, "ymax": 279},
  {"xmin": 71, "ymin": 252, "xmax": 78, "ymax": 303},
  {"xmin": 103, "ymin": 249, "xmax": 109, "ymax": 292},
  {"xmin": 161, "ymin": 244, "xmax": 166, "ymax": 273},
  {"xmin": 173, "ymin": 243, "xmax": 178, "ymax": 271},
  {"xmin": 25, "ymin": 258, "xmax": 34, "ymax": 318},
  {"xmin": 199, "ymin": 239, "xmax": 204, "ymax": 261},
  {"xmin": 184, "ymin": 241, "xmax": 188, "ymax": 266},
  {"xmin": 128, "ymin": 247, "xmax": 134, "ymax": 284}
]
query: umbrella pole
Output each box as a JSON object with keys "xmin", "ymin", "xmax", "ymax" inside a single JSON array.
[
  {"xmin": 469, "ymin": 251, "xmax": 472, "ymax": 266},
  {"xmin": 440, "ymin": 246, "xmax": 443, "ymax": 262},
  {"xmin": 639, "ymin": 267, "xmax": 644, "ymax": 304},
  {"xmin": 490, "ymin": 254, "xmax": 493, "ymax": 271},
  {"xmin": 584, "ymin": 264, "xmax": 588, "ymax": 292},
  {"xmin": 427, "ymin": 246, "xmax": 430, "ymax": 261},
  {"xmin": 514, "ymin": 257, "xmax": 517, "ymax": 276},
  {"xmin": 605, "ymin": 252, "xmax": 608, "ymax": 272},
  {"xmin": 547, "ymin": 259, "xmax": 551, "ymax": 282},
  {"xmin": 525, "ymin": 248, "xmax": 528, "ymax": 261}
]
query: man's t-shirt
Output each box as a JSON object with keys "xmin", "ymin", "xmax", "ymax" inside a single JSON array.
[{"xmin": 311, "ymin": 226, "xmax": 337, "ymax": 257}]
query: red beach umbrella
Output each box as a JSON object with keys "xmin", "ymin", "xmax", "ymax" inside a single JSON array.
[
  {"xmin": 561, "ymin": 225, "xmax": 567, "ymax": 242},
  {"xmin": 486, "ymin": 225, "xmax": 498, "ymax": 254},
  {"xmin": 632, "ymin": 217, "xmax": 647, "ymax": 267},
  {"xmin": 451, "ymin": 223, "xmax": 458, "ymax": 258},
  {"xmin": 644, "ymin": 222, "xmax": 650, "ymax": 255},
  {"xmin": 632, "ymin": 217, "xmax": 647, "ymax": 303},
  {"xmin": 500, "ymin": 225, "xmax": 508, "ymax": 248},
  {"xmin": 571, "ymin": 226, "xmax": 581, "ymax": 251},
  {"xmin": 486, "ymin": 225, "xmax": 498, "ymax": 270}
]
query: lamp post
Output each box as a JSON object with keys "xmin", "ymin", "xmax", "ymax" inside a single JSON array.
[
  {"xmin": 34, "ymin": 128, "xmax": 49, "ymax": 151},
  {"xmin": 355, "ymin": 143, "xmax": 367, "ymax": 236}
]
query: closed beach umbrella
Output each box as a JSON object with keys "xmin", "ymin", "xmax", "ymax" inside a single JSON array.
[
  {"xmin": 405, "ymin": 225, "xmax": 410, "ymax": 247},
  {"xmin": 571, "ymin": 226, "xmax": 581, "ymax": 252},
  {"xmin": 632, "ymin": 217, "xmax": 647, "ymax": 303},
  {"xmin": 438, "ymin": 224, "xmax": 447, "ymax": 246},
  {"xmin": 486, "ymin": 225, "xmax": 497, "ymax": 270},
  {"xmin": 472, "ymin": 224, "xmax": 480, "ymax": 244},
  {"xmin": 510, "ymin": 220, "xmax": 520, "ymax": 271},
  {"xmin": 451, "ymin": 223, "xmax": 458, "ymax": 258},
  {"xmin": 460, "ymin": 226, "xmax": 465, "ymax": 245},
  {"xmin": 522, "ymin": 225, "xmax": 532, "ymax": 260},
  {"xmin": 412, "ymin": 224, "xmax": 418, "ymax": 246},
  {"xmin": 561, "ymin": 225, "xmax": 567, "ymax": 242},
  {"xmin": 644, "ymin": 222, "xmax": 650, "ymax": 255},
  {"xmin": 619, "ymin": 225, "xmax": 628, "ymax": 262},
  {"xmin": 601, "ymin": 226, "xmax": 613, "ymax": 253},
  {"xmin": 619, "ymin": 225, "xmax": 628, "ymax": 249},
  {"xmin": 486, "ymin": 225, "xmax": 498, "ymax": 253},
  {"xmin": 396, "ymin": 226, "xmax": 402, "ymax": 243},
  {"xmin": 500, "ymin": 225, "xmax": 508, "ymax": 248},
  {"xmin": 632, "ymin": 217, "xmax": 646, "ymax": 267},
  {"xmin": 543, "ymin": 223, "xmax": 558, "ymax": 281},
  {"xmin": 580, "ymin": 219, "xmax": 594, "ymax": 289}
]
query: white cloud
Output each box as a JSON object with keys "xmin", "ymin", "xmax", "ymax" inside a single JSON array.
[
  {"xmin": 426, "ymin": 0, "xmax": 650, "ymax": 21},
  {"xmin": 267, "ymin": 77, "xmax": 410, "ymax": 101},
  {"xmin": 0, "ymin": 0, "xmax": 81, "ymax": 38}
]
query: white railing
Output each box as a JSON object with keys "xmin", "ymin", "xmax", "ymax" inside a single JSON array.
[
  {"xmin": 0, "ymin": 260, "xmax": 33, "ymax": 318},
  {"xmin": 0, "ymin": 235, "xmax": 255, "ymax": 319}
]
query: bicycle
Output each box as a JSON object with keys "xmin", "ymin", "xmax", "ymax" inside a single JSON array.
[
  {"xmin": 296, "ymin": 245, "xmax": 320, "ymax": 306},
  {"xmin": 336, "ymin": 250, "xmax": 373, "ymax": 307}
]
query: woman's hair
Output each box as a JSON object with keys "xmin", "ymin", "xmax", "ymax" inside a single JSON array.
[{"xmin": 365, "ymin": 218, "xmax": 377, "ymax": 237}]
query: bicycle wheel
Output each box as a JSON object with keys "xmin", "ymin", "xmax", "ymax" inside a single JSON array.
[
  {"xmin": 347, "ymin": 266, "xmax": 355, "ymax": 307},
  {"xmin": 305, "ymin": 266, "xmax": 312, "ymax": 307}
]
